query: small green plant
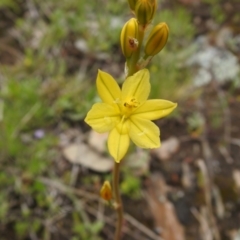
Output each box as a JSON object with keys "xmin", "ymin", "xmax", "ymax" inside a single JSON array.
[
  {"xmin": 202, "ymin": 0, "xmax": 225, "ymax": 24},
  {"xmin": 121, "ymin": 173, "xmax": 141, "ymax": 199}
]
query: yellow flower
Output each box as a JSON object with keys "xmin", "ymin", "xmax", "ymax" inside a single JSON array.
[
  {"xmin": 100, "ymin": 181, "xmax": 112, "ymax": 201},
  {"xmin": 85, "ymin": 69, "xmax": 177, "ymax": 163}
]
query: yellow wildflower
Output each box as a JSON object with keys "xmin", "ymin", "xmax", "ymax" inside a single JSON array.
[{"xmin": 85, "ymin": 69, "xmax": 177, "ymax": 163}]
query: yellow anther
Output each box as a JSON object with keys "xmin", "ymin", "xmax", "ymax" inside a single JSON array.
[{"xmin": 124, "ymin": 98, "xmax": 139, "ymax": 109}]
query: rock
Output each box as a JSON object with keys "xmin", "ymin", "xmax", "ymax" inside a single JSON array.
[
  {"xmin": 186, "ymin": 36, "xmax": 240, "ymax": 87},
  {"xmin": 151, "ymin": 137, "xmax": 180, "ymax": 161},
  {"xmin": 63, "ymin": 143, "xmax": 113, "ymax": 172}
]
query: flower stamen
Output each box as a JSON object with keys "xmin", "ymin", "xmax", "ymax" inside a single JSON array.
[{"xmin": 124, "ymin": 98, "xmax": 139, "ymax": 109}]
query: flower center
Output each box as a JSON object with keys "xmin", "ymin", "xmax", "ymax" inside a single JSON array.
[
  {"xmin": 115, "ymin": 97, "xmax": 140, "ymax": 134},
  {"xmin": 123, "ymin": 97, "xmax": 139, "ymax": 116}
]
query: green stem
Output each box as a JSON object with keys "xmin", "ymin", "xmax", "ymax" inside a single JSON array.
[
  {"xmin": 113, "ymin": 162, "xmax": 123, "ymax": 240},
  {"xmin": 127, "ymin": 24, "xmax": 145, "ymax": 77}
]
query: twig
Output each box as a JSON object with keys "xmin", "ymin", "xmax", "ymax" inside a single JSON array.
[
  {"xmin": 70, "ymin": 164, "xmax": 80, "ymax": 186},
  {"xmin": 125, "ymin": 213, "xmax": 161, "ymax": 240},
  {"xmin": 197, "ymin": 159, "xmax": 221, "ymax": 240},
  {"xmin": 192, "ymin": 207, "xmax": 213, "ymax": 240},
  {"xmin": 39, "ymin": 176, "xmax": 160, "ymax": 240},
  {"xmin": 230, "ymin": 138, "xmax": 240, "ymax": 147},
  {"xmin": 84, "ymin": 200, "xmax": 160, "ymax": 240},
  {"xmin": 45, "ymin": 206, "xmax": 72, "ymax": 226},
  {"xmin": 12, "ymin": 102, "xmax": 41, "ymax": 138},
  {"xmin": 210, "ymin": 78, "xmax": 232, "ymax": 165},
  {"xmin": 218, "ymin": 145, "xmax": 233, "ymax": 164},
  {"xmin": 29, "ymin": 232, "xmax": 39, "ymax": 240},
  {"xmin": 213, "ymin": 81, "xmax": 231, "ymax": 152},
  {"xmin": 39, "ymin": 177, "xmax": 100, "ymax": 200},
  {"xmin": 0, "ymin": 39, "xmax": 23, "ymax": 61}
]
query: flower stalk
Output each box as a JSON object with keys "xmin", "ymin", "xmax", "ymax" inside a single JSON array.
[
  {"xmin": 126, "ymin": 24, "xmax": 145, "ymax": 77},
  {"xmin": 113, "ymin": 162, "xmax": 123, "ymax": 240}
]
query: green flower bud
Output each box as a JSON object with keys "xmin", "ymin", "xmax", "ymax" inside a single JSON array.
[
  {"xmin": 135, "ymin": 0, "xmax": 157, "ymax": 26},
  {"xmin": 127, "ymin": 0, "xmax": 138, "ymax": 12},
  {"xmin": 120, "ymin": 18, "xmax": 139, "ymax": 58},
  {"xmin": 144, "ymin": 22, "xmax": 169, "ymax": 57}
]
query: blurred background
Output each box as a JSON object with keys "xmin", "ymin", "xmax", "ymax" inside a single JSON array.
[{"xmin": 0, "ymin": 0, "xmax": 240, "ymax": 239}]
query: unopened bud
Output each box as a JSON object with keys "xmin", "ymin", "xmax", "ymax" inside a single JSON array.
[
  {"xmin": 120, "ymin": 18, "xmax": 139, "ymax": 58},
  {"xmin": 127, "ymin": 0, "xmax": 138, "ymax": 12},
  {"xmin": 144, "ymin": 22, "xmax": 169, "ymax": 57},
  {"xmin": 100, "ymin": 181, "xmax": 112, "ymax": 201},
  {"xmin": 135, "ymin": 0, "xmax": 157, "ymax": 26}
]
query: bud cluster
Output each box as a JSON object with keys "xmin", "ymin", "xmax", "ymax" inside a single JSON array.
[{"xmin": 120, "ymin": 0, "xmax": 169, "ymax": 75}]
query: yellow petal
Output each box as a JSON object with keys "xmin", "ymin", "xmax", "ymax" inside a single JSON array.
[
  {"xmin": 85, "ymin": 103, "xmax": 120, "ymax": 133},
  {"xmin": 116, "ymin": 119, "xmax": 130, "ymax": 135},
  {"xmin": 97, "ymin": 70, "xmax": 121, "ymax": 106},
  {"xmin": 129, "ymin": 117, "xmax": 160, "ymax": 148},
  {"xmin": 133, "ymin": 100, "xmax": 177, "ymax": 120},
  {"xmin": 122, "ymin": 69, "xmax": 150, "ymax": 104},
  {"xmin": 108, "ymin": 128, "xmax": 130, "ymax": 163}
]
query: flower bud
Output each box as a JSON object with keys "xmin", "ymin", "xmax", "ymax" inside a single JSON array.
[
  {"xmin": 100, "ymin": 181, "xmax": 112, "ymax": 201},
  {"xmin": 127, "ymin": 0, "xmax": 138, "ymax": 12},
  {"xmin": 144, "ymin": 22, "xmax": 169, "ymax": 57},
  {"xmin": 135, "ymin": 0, "xmax": 157, "ymax": 26},
  {"xmin": 120, "ymin": 18, "xmax": 139, "ymax": 58}
]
